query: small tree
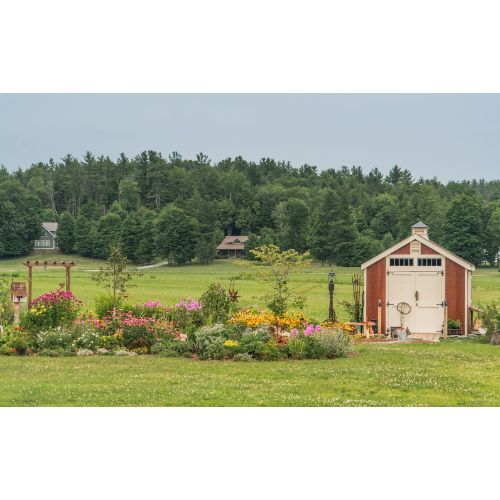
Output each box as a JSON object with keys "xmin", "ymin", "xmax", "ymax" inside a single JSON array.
[
  {"xmin": 57, "ymin": 212, "xmax": 75, "ymax": 253},
  {"xmin": 243, "ymin": 244, "xmax": 312, "ymax": 316},
  {"xmin": 91, "ymin": 245, "xmax": 141, "ymax": 310}
]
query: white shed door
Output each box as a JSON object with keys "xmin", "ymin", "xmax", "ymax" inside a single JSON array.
[
  {"xmin": 414, "ymin": 271, "xmax": 444, "ymax": 333},
  {"xmin": 387, "ymin": 272, "xmax": 415, "ymax": 331},
  {"xmin": 387, "ymin": 271, "xmax": 444, "ymax": 334}
]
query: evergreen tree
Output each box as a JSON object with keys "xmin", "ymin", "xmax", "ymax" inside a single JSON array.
[
  {"xmin": 74, "ymin": 215, "xmax": 95, "ymax": 257},
  {"xmin": 274, "ymin": 198, "xmax": 310, "ymax": 252},
  {"xmin": 336, "ymin": 234, "xmax": 384, "ymax": 266},
  {"xmin": 136, "ymin": 210, "xmax": 156, "ymax": 264},
  {"xmin": 94, "ymin": 212, "xmax": 123, "ymax": 259},
  {"xmin": 484, "ymin": 204, "xmax": 500, "ymax": 266},
  {"xmin": 121, "ymin": 211, "xmax": 144, "ymax": 262},
  {"xmin": 155, "ymin": 205, "xmax": 199, "ymax": 265},
  {"xmin": 57, "ymin": 212, "xmax": 75, "ymax": 253},
  {"xmin": 442, "ymin": 194, "xmax": 485, "ymax": 265},
  {"xmin": 118, "ymin": 178, "xmax": 140, "ymax": 212},
  {"xmin": 194, "ymin": 232, "xmax": 218, "ymax": 264},
  {"xmin": 310, "ymin": 190, "xmax": 357, "ymax": 264}
]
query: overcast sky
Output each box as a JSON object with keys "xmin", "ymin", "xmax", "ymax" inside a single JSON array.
[{"xmin": 0, "ymin": 94, "xmax": 498, "ymax": 181}]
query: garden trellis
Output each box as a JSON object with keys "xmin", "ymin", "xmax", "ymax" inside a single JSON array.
[{"xmin": 23, "ymin": 260, "xmax": 76, "ymax": 305}]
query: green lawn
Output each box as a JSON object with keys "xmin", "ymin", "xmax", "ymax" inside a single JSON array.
[
  {"xmin": 0, "ymin": 340, "xmax": 498, "ymax": 406},
  {"xmin": 1, "ymin": 252, "xmax": 499, "ymax": 321}
]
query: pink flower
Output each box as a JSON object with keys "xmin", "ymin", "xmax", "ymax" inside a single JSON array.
[
  {"xmin": 175, "ymin": 298, "xmax": 201, "ymax": 312},
  {"xmin": 304, "ymin": 324, "xmax": 314, "ymax": 336},
  {"xmin": 143, "ymin": 300, "xmax": 162, "ymax": 308}
]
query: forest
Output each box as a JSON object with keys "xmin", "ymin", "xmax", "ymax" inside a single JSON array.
[{"xmin": 0, "ymin": 151, "xmax": 499, "ymax": 267}]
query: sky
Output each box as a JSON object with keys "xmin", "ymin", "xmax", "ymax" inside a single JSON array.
[{"xmin": 0, "ymin": 94, "xmax": 499, "ymax": 181}]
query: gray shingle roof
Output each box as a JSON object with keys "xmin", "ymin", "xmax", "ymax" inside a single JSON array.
[
  {"xmin": 411, "ymin": 221, "xmax": 429, "ymax": 228},
  {"xmin": 42, "ymin": 222, "xmax": 58, "ymax": 236}
]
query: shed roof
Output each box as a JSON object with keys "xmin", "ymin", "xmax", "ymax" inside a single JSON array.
[
  {"xmin": 42, "ymin": 222, "xmax": 58, "ymax": 236},
  {"xmin": 217, "ymin": 235, "xmax": 248, "ymax": 251},
  {"xmin": 361, "ymin": 233, "xmax": 475, "ymax": 271}
]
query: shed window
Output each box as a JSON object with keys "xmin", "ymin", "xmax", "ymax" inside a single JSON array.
[
  {"xmin": 389, "ymin": 258, "xmax": 414, "ymax": 266},
  {"xmin": 417, "ymin": 258, "xmax": 442, "ymax": 267}
]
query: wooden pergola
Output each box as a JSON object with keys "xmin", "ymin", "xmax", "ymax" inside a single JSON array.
[{"xmin": 23, "ymin": 260, "xmax": 76, "ymax": 305}]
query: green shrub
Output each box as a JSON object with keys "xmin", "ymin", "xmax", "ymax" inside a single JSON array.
[
  {"xmin": 71, "ymin": 324, "xmax": 101, "ymax": 351},
  {"xmin": 194, "ymin": 324, "xmax": 228, "ymax": 360},
  {"xmin": 0, "ymin": 343, "xmax": 13, "ymax": 355},
  {"xmin": 286, "ymin": 334, "xmax": 309, "ymax": 359},
  {"xmin": 121, "ymin": 324, "xmax": 156, "ymax": 351},
  {"xmin": 259, "ymin": 340, "xmax": 286, "ymax": 361},
  {"xmin": 447, "ymin": 319, "xmax": 461, "ymax": 330},
  {"xmin": 314, "ymin": 330, "xmax": 353, "ymax": 358},
  {"xmin": 33, "ymin": 327, "xmax": 74, "ymax": 351},
  {"xmin": 238, "ymin": 327, "xmax": 270, "ymax": 357},
  {"xmin": 481, "ymin": 299, "xmax": 500, "ymax": 333},
  {"xmin": 98, "ymin": 335, "xmax": 121, "ymax": 350},
  {"xmin": 200, "ymin": 283, "xmax": 232, "ymax": 325},
  {"xmin": 94, "ymin": 295, "xmax": 121, "ymax": 319}
]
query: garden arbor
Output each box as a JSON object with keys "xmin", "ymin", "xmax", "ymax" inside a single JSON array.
[{"xmin": 23, "ymin": 260, "xmax": 76, "ymax": 305}]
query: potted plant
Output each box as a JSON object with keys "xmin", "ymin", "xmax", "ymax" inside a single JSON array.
[{"xmin": 447, "ymin": 319, "xmax": 462, "ymax": 336}]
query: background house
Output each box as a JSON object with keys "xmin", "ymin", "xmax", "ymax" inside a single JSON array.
[
  {"xmin": 33, "ymin": 222, "xmax": 59, "ymax": 251},
  {"xmin": 217, "ymin": 235, "xmax": 248, "ymax": 258}
]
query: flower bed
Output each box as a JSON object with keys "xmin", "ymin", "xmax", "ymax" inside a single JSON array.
[{"xmin": 0, "ymin": 286, "xmax": 355, "ymax": 361}]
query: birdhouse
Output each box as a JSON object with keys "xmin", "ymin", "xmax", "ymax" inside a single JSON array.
[{"xmin": 11, "ymin": 282, "xmax": 27, "ymax": 303}]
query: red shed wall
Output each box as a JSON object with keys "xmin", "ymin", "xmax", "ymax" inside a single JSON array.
[
  {"xmin": 445, "ymin": 258, "xmax": 466, "ymax": 331},
  {"xmin": 391, "ymin": 242, "xmax": 434, "ymax": 255},
  {"xmin": 365, "ymin": 259, "xmax": 386, "ymax": 333}
]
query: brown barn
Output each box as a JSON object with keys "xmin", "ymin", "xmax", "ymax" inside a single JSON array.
[
  {"xmin": 361, "ymin": 222, "xmax": 475, "ymax": 339},
  {"xmin": 217, "ymin": 235, "xmax": 249, "ymax": 258}
]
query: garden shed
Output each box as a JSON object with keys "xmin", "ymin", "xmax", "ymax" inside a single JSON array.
[{"xmin": 361, "ymin": 222, "xmax": 475, "ymax": 338}]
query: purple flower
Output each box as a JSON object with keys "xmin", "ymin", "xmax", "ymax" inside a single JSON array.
[{"xmin": 175, "ymin": 298, "xmax": 202, "ymax": 312}]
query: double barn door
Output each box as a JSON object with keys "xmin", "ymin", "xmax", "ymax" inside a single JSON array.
[{"xmin": 387, "ymin": 270, "xmax": 444, "ymax": 333}]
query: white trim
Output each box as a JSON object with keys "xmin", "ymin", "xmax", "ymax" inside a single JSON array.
[
  {"xmin": 361, "ymin": 234, "xmax": 475, "ymax": 272},
  {"xmin": 363, "ymin": 268, "xmax": 367, "ymax": 323},
  {"xmin": 464, "ymin": 268, "xmax": 468, "ymax": 335}
]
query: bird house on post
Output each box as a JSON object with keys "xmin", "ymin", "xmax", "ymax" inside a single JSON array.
[
  {"xmin": 11, "ymin": 281, "xmax": 27, "ymax": 324},
  {"xmin": 11, "ymin": 282, "xmax": 27, "ymax": 303}
]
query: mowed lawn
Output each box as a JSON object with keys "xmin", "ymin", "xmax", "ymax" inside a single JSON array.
[
  {"xmin": 0, "ymin": 340, "xmax": 498, "ymax": 406},
  {"xmin": 1, "ymin": 252, "xmax": 499, "ymax": 321}
]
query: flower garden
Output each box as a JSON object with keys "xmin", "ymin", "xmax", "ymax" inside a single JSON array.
[{"xmin": 0, "ymin": 281, "xmax": 357, "ymax": 361}]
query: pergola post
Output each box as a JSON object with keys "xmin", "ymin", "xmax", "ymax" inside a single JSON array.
[{"xmin": 28, "ymin": 264, "xmax": 33, "ymax": 306}]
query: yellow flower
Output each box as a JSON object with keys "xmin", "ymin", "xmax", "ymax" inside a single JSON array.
[{"xmin": 224, "ymin": 339, "xmax": 239, "ymax": 347}]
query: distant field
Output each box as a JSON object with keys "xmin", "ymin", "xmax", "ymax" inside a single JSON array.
[{"xmin": 0, "ymin": 252, "xmax": 499, "ymax": 321}]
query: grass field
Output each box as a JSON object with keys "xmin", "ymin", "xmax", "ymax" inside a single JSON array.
[
  {"xmin": 1, "ymin": 251, "xmax": 499, "ymax": 321},
  {"xmin": 0, "ymin": 339, "xmax": 498, "ymax": 406}
]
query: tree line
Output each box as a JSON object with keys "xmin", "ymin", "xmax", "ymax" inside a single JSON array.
[{"xmin": 0, "ymin": 151, "xmax": 499, "ymax": 266}]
